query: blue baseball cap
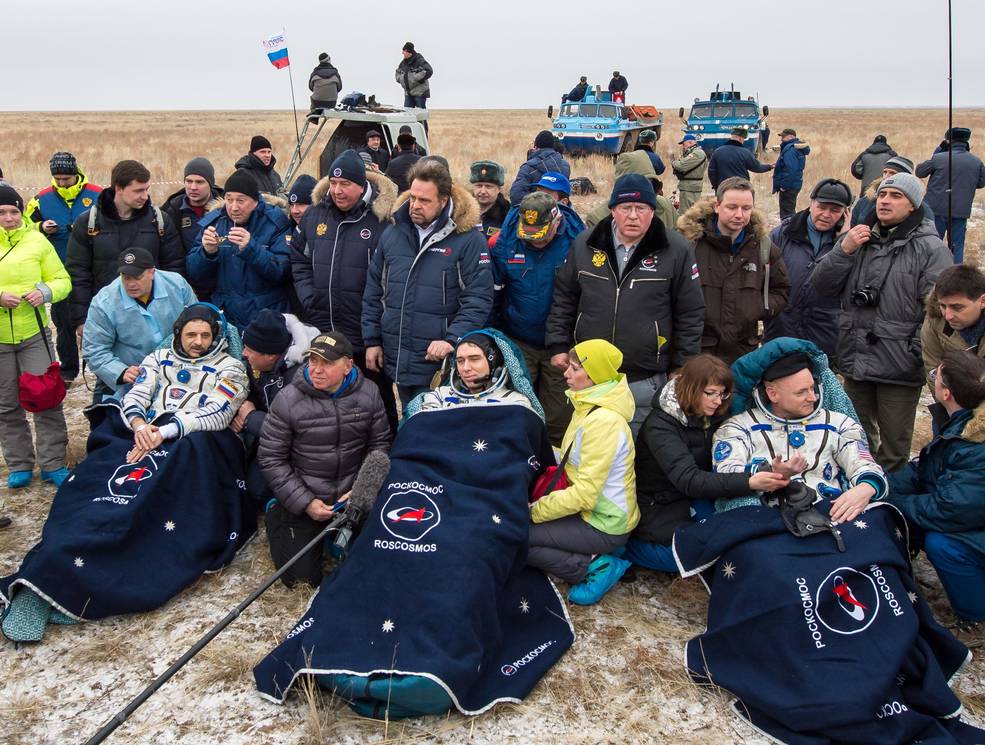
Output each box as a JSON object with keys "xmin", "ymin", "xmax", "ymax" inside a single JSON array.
[
  {"xmin": 679, "ymin": 133, "xmax": 697, "ymax": 144},
  {"xmin": 535, "ymin": 171, "xmax": 571, "ymax": 196}
]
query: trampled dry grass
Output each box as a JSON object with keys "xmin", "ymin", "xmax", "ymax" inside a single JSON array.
[{"xmin": 1, "ymin": 108, "xmax": 985, "ymax": 744}]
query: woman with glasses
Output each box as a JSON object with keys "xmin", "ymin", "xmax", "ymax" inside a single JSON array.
[{"xmin": 625, "ymin": 354, "xmax": 789, "ymax": 571}]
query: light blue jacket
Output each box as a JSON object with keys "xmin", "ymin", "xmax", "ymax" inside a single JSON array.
[{"xmin": 82, "ymin": 270, "xmax": 197, "ymax": 399}]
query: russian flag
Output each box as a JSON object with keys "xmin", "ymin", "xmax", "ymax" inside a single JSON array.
[{"xmin": 262, "ymin": 31, "xmax": 290, "ymax": 69}]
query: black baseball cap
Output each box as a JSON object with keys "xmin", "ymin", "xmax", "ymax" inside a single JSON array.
[
  {"xmin": 306, "ymin": 331, "xmax": 353, "ymax": 361},
  {"xmin": 118, "ymin": 247, "xmax": 155, "ymax": 277}
]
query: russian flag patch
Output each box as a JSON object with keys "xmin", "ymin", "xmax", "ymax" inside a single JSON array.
[
  {"xmin": 216, "ymin": 380, "xmax": 238, "ymax": 400},
  {"xmin": 690, "ymin": 263, "xmax": 700, "ymax": 280}
]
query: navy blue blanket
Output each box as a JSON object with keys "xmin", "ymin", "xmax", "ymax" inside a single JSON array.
[
  {"xmin": 0, "ymin": 404, "xmax": 255, "ymax": 619},
  {"xmin": 674, "ymin": 503, "xmax": 984, "ymax": 744},
  {"xmin": 254, "ymin": 404, "xmax": 574, "ymax": 717}
]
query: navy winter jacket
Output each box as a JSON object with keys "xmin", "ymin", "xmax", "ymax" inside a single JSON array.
[
  {"xmin": 637, "ymin": 148, "xmax": 666, "ymax": 176},
  {"xmin": 491, "ymin": 202, "xmax": 585, "ymax": 348},
  {"xmin": 763, "ymin": 209, "xmax": 841, "ymax": 360},
  {"xmin": 361, "ymin": 185, "xmax": 493, "ymax": 386},
  {"xmin": 291, "ymin": 172, "xmax": 396, "ymax": 352},
  {"xmin": 887, "ymin": 405, "xmax": 985, "ymax": 560},
  {"xmin": 916, "ymin": 142, "xmax": 985, "ymax": 219},
  {"xmin": 772, "ymin": 138, "xmax": 810, "ymax": 193},
  {"xmin": 186, "ymin": 199, "xmax": 292, "ymax": 332},
  {"xmin": 707, "ymin": 140, "xmax": 772, "ymax": 190},
  {"xmin": 509, "ymin": 148, "xmax": 571, "ymax": 206}
]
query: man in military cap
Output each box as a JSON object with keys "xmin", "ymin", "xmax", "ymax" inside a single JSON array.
[
  {"xmin": 470, "ymin": 160, "xmax": 510, "ymax": 239},
  {"xmin": 672, "ymin": 134, "xmax": 708, "ymax": 213},
  {"xmin": 491, "ymin": 191, "xmax": 584, "ymax": 443}
]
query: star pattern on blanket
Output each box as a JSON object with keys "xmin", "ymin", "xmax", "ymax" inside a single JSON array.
[
  {"xmin": 382, "ymin": 619, "xmax": 395, "ymax": 633},
  {"xmin": 722, "ymin": 561, "xmax": 736, "ymax": 579},
  {"xmin": 74, "ymin": 557, "xmax": 84, "ymax": 568},
  {"xmin": 908, "ymin": 591, "xmax": 918, "ymax": 604},
  {"xmin": 519, "ymin": 598, "xmax": 530, "ymax": 614},
  {"xmin": 492, "ymin": 514, "xmax": 501, "ymax": 524},
  {"xmin": 853, "ymin": 520, "xmax": 868, "ymax": 530},
  {"xmin": 164, "ymin": 521, "xmax": 176, "ymax": 532},
  {"xmin": 894, "ymin": 527, "xmax": 903, "ymax": 541},
  {"xmin": 472, "ymin": 439, "xmax": 488, "ymax": 453}
]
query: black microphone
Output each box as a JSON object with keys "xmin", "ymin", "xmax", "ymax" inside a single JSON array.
[{"xmin": 333, "ymin": 450, "xmax": 390, "ymax": 556}]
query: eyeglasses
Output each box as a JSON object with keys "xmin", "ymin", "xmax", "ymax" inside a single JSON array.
[
  {"xmin": 613, "ymin": 204, "xmax": 654, "ymax": 216},
  {"xmin": 703, "ymin": 389, "xmax": 731, "ymax": 401},
  {"xmin": 929, "ymin": 366, "xmax": 949, "ymax": 388}
]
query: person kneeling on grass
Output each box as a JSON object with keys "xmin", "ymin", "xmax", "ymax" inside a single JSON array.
[
  {"xmin": 886, "ymin": 350, "xmax": 985, "ymax": 648},
  {"xmin": 625, "ymin": 354, "xmax": 789, "ymax": 571},
  {"xmin": 258, "ymin": 331, "xmax": 391, "ymax": 588},
  {"xmin": 527, "ymin": 339, "xmax": 639, "ymax": 605}
]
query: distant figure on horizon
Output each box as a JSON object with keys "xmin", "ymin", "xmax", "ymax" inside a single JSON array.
[{"xmin": 851, "ymin": 135, "xmax": 897, "ymax": 196}]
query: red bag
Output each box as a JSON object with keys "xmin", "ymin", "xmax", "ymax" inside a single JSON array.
[
  {"xmin": 18, "ymin": 309, "xmax": 67, "ymax": 413},
  {"xmin": 530, "ymin": 464, "xmax": 569, "ymax": 503}
]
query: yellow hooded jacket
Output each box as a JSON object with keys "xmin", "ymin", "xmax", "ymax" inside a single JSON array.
[
  {"xmin": 0, "ymin": 220, "xmax": 71, "ymax": 344},
  {"xmin": 530, "ymin": 374, "xmax": 639, "ymax": 535}
]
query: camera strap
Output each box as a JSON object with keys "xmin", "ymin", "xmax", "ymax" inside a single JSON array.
[{"xmin": 855, "ymin": 239, "xmax": 901, "ymax": 299}]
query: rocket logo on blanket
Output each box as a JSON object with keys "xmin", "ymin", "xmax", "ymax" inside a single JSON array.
[
  {"xmin": 380, "ymin": 487, "xmax": 442, "ymax": 541},
  {"xmin": 105, "ymin": 456, "xmax": 158, "ymax": 502},
  {"xmin": 815, "ymin": 567, "xmax": 880, "ymax": 634}
]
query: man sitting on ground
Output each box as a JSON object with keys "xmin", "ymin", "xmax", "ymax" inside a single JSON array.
[
  {"xmin": 83, "ymin": 247, "xmax": 197, "ymax": 402},
  {"xmin": 122, "ymin": 304, "xmax": 249, "ymax": 464},
  {"xmin": 258, "ymin": 332, "xmax": 391, "ymax": 587},
  {"xmin": 713, "ymin": 350, "xmax": 887, "ymax": 524},
  {"xmin": 886, "ymin": 351, "xmax": 985, "ymax": 648},
  {"xmin": 231, "ymin": 309, "xmax": 317, "ymax": 506}
]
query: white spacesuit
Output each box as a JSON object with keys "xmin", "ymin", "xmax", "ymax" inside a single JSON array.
[{"xmin": 712, "ymin": 386, "xmax": 888, "ymax": 501}]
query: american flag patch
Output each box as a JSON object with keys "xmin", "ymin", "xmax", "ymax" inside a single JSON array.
[
  {"xmin": 690, "ymin": 263, "xmax": 700, "ymax": 280},
  {"xmin": 216, "ymin": 380, "xmax": 238, "ymax": 400},
  {"xmin": 857, "ymin": 441, "xmax": 874, "ymax": 461}
]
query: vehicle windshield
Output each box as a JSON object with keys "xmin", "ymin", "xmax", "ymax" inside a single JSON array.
[
  {"xmin": 598, "ymin": 105, "xmax": 619, "ymax": 118},
  {"xmin": 734, "ymin": 102, "xmax": 759, "ymax": 119},
  {"xmin": 690, "ymin": 103, "xmax": 712, "ymax": 118},
  {"xmin": 712, "ymin": 103, "xmax": 733, "ymax": 117}
]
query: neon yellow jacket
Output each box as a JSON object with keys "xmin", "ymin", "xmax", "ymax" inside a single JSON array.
[
  {"xmin": 530, "ymin": 374, "xmax": 639, "ymax": 535},
  {"xmin": 0, "ymin": 220, "xmax": 71, "ymax": 344}
]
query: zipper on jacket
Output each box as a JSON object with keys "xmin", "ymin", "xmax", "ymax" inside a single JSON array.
[
  {"xmin": 441, "ymin": 270, "xmax": 447, "ymax": 305},
  {"xmin": 327, "ymin": 211, "xmax": 367, "ymax": 331},
  {"xmin": 629, "ymin": 277, "xmax": 668, "ymax": 290},
  {"xmin": 574, "ymin": 312, "xmax": 583, "ymax": 342},
  {"xmin": 654, "ymin": 321, "xmax": 661, "ymax": 362}
]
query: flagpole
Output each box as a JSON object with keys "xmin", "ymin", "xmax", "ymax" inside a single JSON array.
[{"xmin": 284, "ymin": 28, "xmax": 301, "ymax": 162}]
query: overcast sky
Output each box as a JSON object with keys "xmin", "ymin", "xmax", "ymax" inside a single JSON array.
[{"xmin": 11, "ymin": 0, "xmax": 983, "ymax": 110}]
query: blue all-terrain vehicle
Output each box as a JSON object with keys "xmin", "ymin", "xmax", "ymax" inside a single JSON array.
[
  {"xmin": 548, "ymin": 88, "xmax": 663, "ymax": 157},
  {"xmin": 678, "ymin": 85, "xmax": 769, "ymax": 155}
]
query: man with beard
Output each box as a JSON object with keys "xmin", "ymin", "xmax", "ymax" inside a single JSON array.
[
  {"xmin": 122, "ymin": 304, "xmax": 248, "ymax": 464},
  {"xmin": 363, "ymin": 159, "xmax": 492, "ymax": 409}
]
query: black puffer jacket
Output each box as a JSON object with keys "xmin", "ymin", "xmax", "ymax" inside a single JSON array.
[
  {"xmin": 66, "ymin": 188, "xmax": 184, "ymax": 326},
  {"xmin": 234, "ymin": 153, "xmax": 283, "ymax": 194},
  {"xmin": 291, "ymin": 170, "xmax": 397, "ymax": 351},
  {"xmin": 258, "ymin": 366, "xmax": 392, "ymax": 515},
  {"xmin": 633, "ymin": 379, "xmax": 750, "ymax": 544},
  {"xmin": 545, "ymin": 214, "xmax": 706, "ymax": 380}
]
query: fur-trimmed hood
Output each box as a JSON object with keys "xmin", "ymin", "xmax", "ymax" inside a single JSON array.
[
  {"xmin": 392, "ymin": 182, "xmax": 480, "ymax": 235},
  {"xmin": 675, "ymin": 196, "xmax": 768, "ymax": 243},
  {"xmin": 310, "ymin": 169, "xmax": 398, "ymax": 223},
  {"xmin": 962, "ymin": 402, "xmax": 985, "ymax": 443}
]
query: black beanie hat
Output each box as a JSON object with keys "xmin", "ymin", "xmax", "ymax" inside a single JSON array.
[
  {"xmin": 403, "ymin": 41, "xmax": 415, "ymax": 53},
  {"xmin": 223, "ymin": 169, "xmax": 260, "ymax": 201},
  {"xmin": 49, "ymin": 151, "xmax": 78, "ymax": 176},
  {"xmin": 288, "ymin": 174, "xmax": 317, "ymax": 205},
  {"xmin": 250, "ymin": 135, "xmax": 273, "ymax": 152},
  {"xmin": 243, "ymin": 309, "xmax": 291, "ymax": 355},
  {"xmin": 328, "ymin": 149, "xmax": 367, "ymax": 187},
  {"xmin": 762, "ymin": 352, "xmax": 813, "ymax": 382},
  {"xmin": 0, "ymin": 185, "xmax": 24, "ymax": 212},
  {"xmin": 318, "ymin": 52, "xmax": 329, "ymax": 62},
  {"xmin": 534, "ymin": 130, "xmax": 555, "ymax": 149}
]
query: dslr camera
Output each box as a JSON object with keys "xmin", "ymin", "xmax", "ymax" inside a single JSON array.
[{"xmin": 851, "ymin": 284, "xmax": 880, "ymax": 307}]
